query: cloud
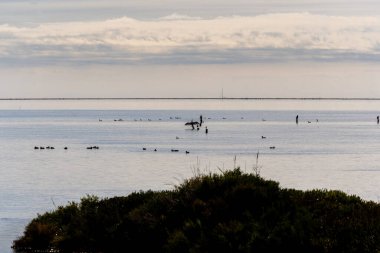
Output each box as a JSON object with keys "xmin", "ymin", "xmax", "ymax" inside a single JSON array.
[
  {"xmin": 159, "ymin": 13, "xmax": 202, "ymax": 21},
  {"xmin": 1, "ymin": 12, "xmax": 380, "ymax": 65}
]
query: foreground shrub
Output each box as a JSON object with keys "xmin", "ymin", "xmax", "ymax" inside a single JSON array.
[{"xmin": 13, "ymin": 169, "xmax": 380, "ymax": 253}]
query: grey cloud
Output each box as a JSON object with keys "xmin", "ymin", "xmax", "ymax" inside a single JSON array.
[
  {"xmin": 1, "ymin": 47, "xmax": 380, "ymax": 67},
  {"xmin": 1, "ymin": 13, "xmax": 380, "ymax": 66}
]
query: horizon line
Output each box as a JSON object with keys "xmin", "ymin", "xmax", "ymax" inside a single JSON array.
[{"xmin": 2, "ymin": 97, "xmax": 380, "ymax": 101}]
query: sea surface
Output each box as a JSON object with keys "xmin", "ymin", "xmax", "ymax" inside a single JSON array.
[{"xmin": 1, "ymin": 99, "xmax": 380, "ymax": 252}]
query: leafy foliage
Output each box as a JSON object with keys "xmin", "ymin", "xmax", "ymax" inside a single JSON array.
[{"xmin": 13, "ymin": 169, "xmax": 380, "ymax": 253}]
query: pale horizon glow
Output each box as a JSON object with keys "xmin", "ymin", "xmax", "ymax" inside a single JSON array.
[
  {"xmin": 1, "ymin": 1, "xmax": 380, "ymax": 98},
  {"xmin": 1, "ymin": 63, "xmax": 380, "ymax": 98}
]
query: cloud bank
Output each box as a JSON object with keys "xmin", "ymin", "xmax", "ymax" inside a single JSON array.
[{"xmin": 1, "ymin": 12, "xmax": 380, "ymax": 65}]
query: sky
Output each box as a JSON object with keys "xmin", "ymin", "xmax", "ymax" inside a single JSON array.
[{"xmin": 1, "ymin": 0, "xmax": 380, "ymax": 98}]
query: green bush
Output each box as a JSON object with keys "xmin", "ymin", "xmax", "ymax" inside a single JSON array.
[{"xmin": 13, "ymin": 169, "xmax": 380, "ymax": 253}]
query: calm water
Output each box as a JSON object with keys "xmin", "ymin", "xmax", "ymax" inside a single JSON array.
[{"xmin": 1, "ymin": 99, "xmax": 380, "ymax": 252}]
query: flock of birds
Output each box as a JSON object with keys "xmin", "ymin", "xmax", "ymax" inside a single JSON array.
[
  {"xmin": 34, "ymin": 146, "xmax": 57, "ymax": 150},
  {"xmin": 30, "ymin": 114, "xmax": 380, "ymax": 156},
  {"xmin": 33, "ymin": 145, "xmax": 192, "ymax": 153},
  {"xmin": 34, "ymin": 146, "xmax": 98, "ymax": 150},
  {"xmin": 33, "ymin": 115, "xmax": 285, "ymax": 153},
  {"xmin": 141, "ymin": 141, "xmax": 190, "ymax": 154},
  {"xmin": 141, "ymin": 147, "xmax": 189, "ymax": 153},
  {"xmin": 105, "ymin": 116, "xmax": 227, "ymax": 123}
]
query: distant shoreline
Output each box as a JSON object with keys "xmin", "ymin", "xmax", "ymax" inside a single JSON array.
[{"xmin": 2, "ymin": 97, "xmax": 380, "ymax": 101}]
